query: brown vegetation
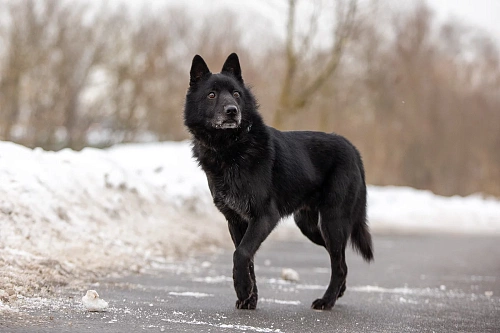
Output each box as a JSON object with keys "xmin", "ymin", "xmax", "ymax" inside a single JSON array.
[{"xmin": 0, "ymin": 0, "xmax": 499, "ymax": 196}]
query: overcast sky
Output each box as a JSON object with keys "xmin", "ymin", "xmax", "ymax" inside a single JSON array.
[
  {"xmin": 396, "ymin": 0, "xmax": 500, "ymax": 41},
  {"xmin": 117, "ymin": 0, "xmax": 500, "ymax": 44}
]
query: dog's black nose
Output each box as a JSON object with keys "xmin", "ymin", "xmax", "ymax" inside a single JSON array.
[{"xmin": 224, "ymin": 105, "xmax": 238, "ymax": 116}]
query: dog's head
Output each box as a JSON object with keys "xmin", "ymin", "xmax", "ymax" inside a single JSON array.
[{"xmin": 185, "ymin": 53, "xmax": 253, "ymax": 132}]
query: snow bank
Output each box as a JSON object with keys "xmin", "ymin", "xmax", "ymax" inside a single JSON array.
[
  {"xmin": 108, "ymin": 142, "xmax": 500, "ymax": 235},
  {"xmin": 368, "ymin": 186, "xmax": 500, "ymax": 234},
  {"xmin": 1, "ymin": 140, "xmax": 500, "ymax": 300},
  {"xmin": 0, "ymin": 141, "xmax": 228, "ymax": 299}
]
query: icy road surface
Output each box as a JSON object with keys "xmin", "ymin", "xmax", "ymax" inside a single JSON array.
[{"xmin": 3, "ymin": 235, "xmax": 499, "ymax": 333}]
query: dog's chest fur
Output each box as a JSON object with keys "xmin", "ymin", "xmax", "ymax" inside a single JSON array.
[
  {"xmin": 212, "ymin": 167, "xmax": 253, "ymax": 220},
  {"xmin": 193, "ymin": 141, "xmax": 270, "ymax": 221}
]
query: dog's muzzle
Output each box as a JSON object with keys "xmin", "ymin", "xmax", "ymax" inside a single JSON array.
[{"xmin": 216, "ymin": 105, "xmax": 241, "ymax": 129}]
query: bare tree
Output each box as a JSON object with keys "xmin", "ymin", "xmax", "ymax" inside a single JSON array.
[
  {"xmin": 0, "ymin": 0, "xmax": 31, "ymax": 141},
  {"xmin": 0, "ymin": 0, "xmax": 108, "ymax": 150},
  {"xmin": 273, "ymin": 0, "xmax": 358, "ymax": 128}
]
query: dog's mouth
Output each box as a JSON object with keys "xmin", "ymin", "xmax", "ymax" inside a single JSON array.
[
  {"xmin": 214, "ymin": 120, "xmax": 240, "ymax": 129},
  {"xmin": 220, "ymin": 121, "xmax": 239, "ymax": 129},
  {"xmin": 213, "ymin": 111, "xmax": 242, "ymax": 130}
]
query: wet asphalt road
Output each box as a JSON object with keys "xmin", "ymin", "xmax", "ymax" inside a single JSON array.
[{"xmin": 2, "ymin": 235, "xmax": 500, "ymax": 332}]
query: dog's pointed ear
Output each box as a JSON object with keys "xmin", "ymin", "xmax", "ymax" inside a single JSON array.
[
  {"xmin": 221, "ymin": 53, "xmax": 243, "ymax": 83},
  {"xmin": 190, "ymin": 55, "xmax": 211, "ymax": 87}
]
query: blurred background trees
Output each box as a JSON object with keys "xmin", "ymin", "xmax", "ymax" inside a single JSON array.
[{"xmin": 0, "ymin": 0, "xmax": 499, "ymax": 197}]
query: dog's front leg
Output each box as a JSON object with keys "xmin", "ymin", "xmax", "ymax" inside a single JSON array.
[
  {"xmin": 226, "ymin": 215, "xmax": 258, "ymax": 307},
  {"xmin": 233, "ymin": 205, "xmax": 279, "ymax": 310}
]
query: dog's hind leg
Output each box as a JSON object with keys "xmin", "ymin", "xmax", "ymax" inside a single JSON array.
[
  {"xmin": 311, "ymin": 206, "xmax": 350, "ymax": 310},
  {"xmin": 293, "ymin": 208, "xmax": 325, "ymax": 246},
  {"xmin": 295, "ymin": 207, "xmax": 349, "ymax": 299}
]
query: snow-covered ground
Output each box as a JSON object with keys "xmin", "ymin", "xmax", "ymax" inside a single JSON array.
[{"xmin": 1, "ymin": 140, "xmax": 500, "ymax": 304}]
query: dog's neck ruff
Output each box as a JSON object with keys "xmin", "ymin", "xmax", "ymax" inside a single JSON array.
[{"xmin": 193, "ymin": 123, "xmax": 253, "ymax": 152}]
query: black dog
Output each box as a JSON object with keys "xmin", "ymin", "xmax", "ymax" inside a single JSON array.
[{"xmin": 184, "ymin": 53, "xmax": 373, "ymax": 310}]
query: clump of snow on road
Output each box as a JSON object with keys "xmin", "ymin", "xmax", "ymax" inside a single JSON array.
[
  {"xmin": 281, "ymin": 268, "xmax": 300, "ymax": 282},
  {"xmin": 81, "ymin": 290, "xmax": 108, "ymax": 312},
  {"xmin": 1, "ymin": 140, "xmax": 500, "ymax": 303}
]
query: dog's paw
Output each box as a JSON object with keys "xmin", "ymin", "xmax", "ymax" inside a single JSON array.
[
  {"xmin": 311, "ymin": 298, "xmax": 334, "ymax": 310},
  {"xmin": 235, "ymin": 293, "xmax": 257, "ymax": 310}
]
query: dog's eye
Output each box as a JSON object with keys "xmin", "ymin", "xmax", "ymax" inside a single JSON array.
[
  {"xmin": 208, "ymin": 92, "xmax": 216, "ymax": 99},
  {"xmin": 233, "ymin": 91, "xmax": 240, "ymax": 98}
]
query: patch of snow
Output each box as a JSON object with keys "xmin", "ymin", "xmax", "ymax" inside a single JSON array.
[
  {"xmin": 398, "ymin": 296, "xmax": 419, "ymax": 304},
  {"xmin": 168, "ymin": 292, "xmax": 213, "ymax": 298},
  {"xmin": 192, "ymin": 276, "xmax": 232, "ymax": 284},
  {"xmin": 263, "ymin": 278, "xmax": 293, "ymax": 286},
  {"xmin": 0, "ymin": 302, "xmax": 10, "ymax": 311},
  {"xmin": 351, "ymin": 285, "xmax": 420, "ymax": 295},
  {"xmin": 161, "ymin": 318, "xmax": 283, "ymax": 333},
  {"xmin": 295, "ymin": 284, "xmax": 326, "ymax": 290},
  {"xmin": 349, "ymin": 285, "xmax": 495, "ymax": 301},
  {"xmin": 260, "ymin": 298, "xmax": 301, "ymax": 305},
  {"xmin": 201, "ymin": 261, "xmax": 212, "ymax": 268}
]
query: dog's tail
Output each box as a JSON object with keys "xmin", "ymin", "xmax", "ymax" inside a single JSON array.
[
  {"xmin": 350, "ymin": 152, "xmax": 373, "ymax": 263},
  {"xmin": 351, "ymin": 220, "xmax": 374, "ymax": 262},
  {"xmin": 350, "ymin": 196, "xmax": 374, "ymax": 262}
]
